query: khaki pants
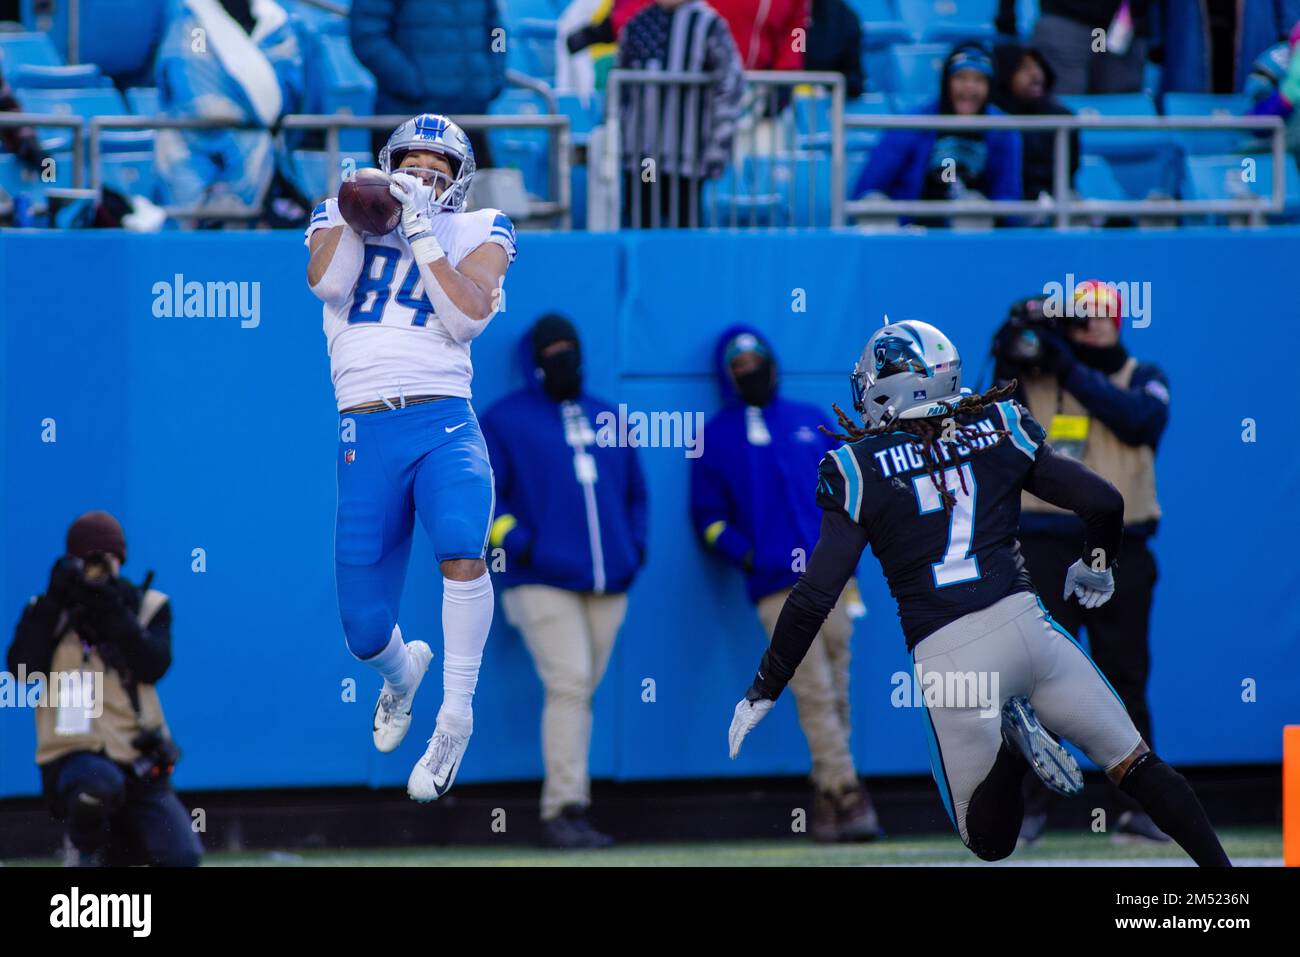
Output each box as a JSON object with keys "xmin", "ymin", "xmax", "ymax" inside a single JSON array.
[
  {"xmin": 756, "ymin": 587, "xmax": 858, "ymax": 793},
  {"xmin": 502, "ymin": 585, "xmax": 628, "ymax": 821}
]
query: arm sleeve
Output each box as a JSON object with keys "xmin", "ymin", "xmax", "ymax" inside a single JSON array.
[
  {"xmin": 689, "ymin": 451, "xmax": 754, "ymax": 568},
  {"xmin": 115, "ymin": 599, "xmax": 173, "ymax": 685},
  {"xmin": 348, "ymin": 0, "xmax": 427, "ymax": 101},
  {"xmin": 749, "ymin": 508, "xmax": 868, "ymax": 700},
  {"xmin": 7, "ymin": 596, "xmax": 62, "ymax": 677},
  {"xmin": 1024, "ymin": 443, "xmax": 1125, "ymax": 567},
  {"xmin": 1060, "ymin": 360, "xmax": 1170, "ymax": 447},
  {"xmin": 627, "ymin": 446, "xmax": 648, "ymax": 563}
]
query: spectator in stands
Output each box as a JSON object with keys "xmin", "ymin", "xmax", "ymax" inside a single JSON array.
[
  {"xmin": 1027, "ymin": 0, "xmax": 1151, "ymax": 94},
  {"xmin": 992, "ymin": 41, "xmax": 1079, "ymax": 207},
  {"xmin": 612, "ymin": 0, "xmax": 807, "ymax": 70},
  {"xmin": 153, "ymin": 0, "xmax": 303, "ymax": 221},
  {"xmin": 991, "ymin": 283, "xmax": 1172, "ymax": 846},
  {"xmin": 691, "ymin": 327, "xmax": 881, "ymax": 844},
  {"xmin": 1246, "ymin": 20, "xmax": 1300, "ymax": 161},
  {"xmin": 615, "ymin": 0, "xmax": 745, "ymax": 227},
  {"xmin": 557, "ymin": 0, "xmax": 618, "ymax": 102},
  {"xmin": 852, "ymin": 42, "xmax": 1022, "ymax": 222},
  {"xmin": 482, "ymin": 315, "xmax": 647, "ymax": 850},
  {"xmin": 7, "ymin": 511, "xmax": 202, "ymax": 867},
  {"xmin": 350, "ymin": 0, "xmax": 504, "ymax": 165},
  {"xmin": 1162, "ymin": 0, "xmax": 1300, "ymax": 93},
  {"xmin": 0, "ymin": 62, "xmax": 42, "ymax": 171},
  {"xmin": 806, "ymin": 0, "xmax": 864, "ymax": 99}
]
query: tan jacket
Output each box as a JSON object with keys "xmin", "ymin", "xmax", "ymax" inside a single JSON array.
[
  {"xmin": 1021, "ymin": 357, "xmax": 1161, "ymax": 525},
  {"xmin": 34, "ymin": 589, "xmax": 171, "ymax": 767}
]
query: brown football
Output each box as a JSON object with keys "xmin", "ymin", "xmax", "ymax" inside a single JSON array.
[{"xmin": 338, "ymin": 168, "xmax": 402, "ymax": 236}]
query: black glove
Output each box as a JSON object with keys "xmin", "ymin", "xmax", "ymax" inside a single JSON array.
[
  {"xmin": 46, "ymin": 556, "xmax": 83, "ymax": 609},
  {"xmin": 1037, "ymin": 329, "xmax": 1077, "ymax": 378}
]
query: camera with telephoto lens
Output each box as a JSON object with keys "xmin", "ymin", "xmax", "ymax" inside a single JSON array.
[
  {"xmin": 130, "ymin": 727, "xmax": 182, "ymax": 781},
  {"xmin": 994, "ymin": 295, "xmax": 1090, "ymax": 373}
]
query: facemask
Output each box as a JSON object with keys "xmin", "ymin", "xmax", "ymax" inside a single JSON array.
[
  {"xmin": 734, "ymin": 361, "xmax": 775, "ymax": 406},
  {"xmin": 539, "ymin": 349, "xmax": 583, "ymax": 401}
]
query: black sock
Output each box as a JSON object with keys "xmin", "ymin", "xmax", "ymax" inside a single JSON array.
[
  {"xmin": 965, "ymin": 743, "xmax": 1030, "ymax": 861},
  {"xmin": 1118, "ymin": 753, "xmax": 1231, "ymax": 867}
]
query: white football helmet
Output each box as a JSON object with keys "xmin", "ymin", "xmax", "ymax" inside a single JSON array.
[{"xmin": 850, "ymin": 319, "xmax": 963, "ymax": 429}]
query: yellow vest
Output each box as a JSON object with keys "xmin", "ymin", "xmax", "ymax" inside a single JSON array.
[
  {"xmin": 1021, "ymin": 358, "xmax": 1161, "ymax": 525},
  {"xmin": 34, "ymin": 589, "xmax": 171, "ymax": 767}
]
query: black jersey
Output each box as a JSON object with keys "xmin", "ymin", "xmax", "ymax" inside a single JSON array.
[{"xmin": 816, "ymin": 400, "xmax": 1047, "ymax": 649}]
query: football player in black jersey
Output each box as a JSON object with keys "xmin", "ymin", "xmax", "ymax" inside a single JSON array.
[{"xmin": 727, "ymin": 319, "xmax": 1228, "ymax": 866}]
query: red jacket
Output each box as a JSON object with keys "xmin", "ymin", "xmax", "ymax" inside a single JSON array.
[{"xmin": 612, "ymin": 0, "xmax": 807, "ymax": 70}]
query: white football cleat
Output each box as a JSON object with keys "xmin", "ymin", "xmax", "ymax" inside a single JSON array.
[
  {"xmin": 407, "ymin": 711, "xmax": 472, "ymax": 803},
  {"xmin": 372, "ymin": 640, "xmax": 433, "ymax": 753}
]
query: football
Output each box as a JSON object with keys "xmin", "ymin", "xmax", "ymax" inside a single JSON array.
[{"xmin": 338, "ymin": 167, "xmax": 402, "ymax": 236}]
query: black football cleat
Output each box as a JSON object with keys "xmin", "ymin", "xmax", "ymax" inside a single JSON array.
[{"xmin": 1000, "ymin": 697, "xmax": 1083, "ymax": 797}]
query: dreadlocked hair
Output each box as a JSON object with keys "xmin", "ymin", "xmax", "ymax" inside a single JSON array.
[{"xmin": 819, "ymin": 381, "xmax": 1020, "ymax": 511}]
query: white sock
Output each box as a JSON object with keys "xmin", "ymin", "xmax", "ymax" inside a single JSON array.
[
  {"xmin": 368, "ymin": 626, "xmax": 415, "ymax": 696},
  {"xmin": 440, "ymin": 572, "xmax": 492, "ymax": 729}
]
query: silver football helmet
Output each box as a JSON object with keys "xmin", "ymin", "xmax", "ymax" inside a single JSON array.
[
  {"xmin": 378, "ymin": 113, "xmax": 476, "ymax": 213},
  {"xmin": 850, "ymin": 319, "xmax": 963, "ymax": 429}
]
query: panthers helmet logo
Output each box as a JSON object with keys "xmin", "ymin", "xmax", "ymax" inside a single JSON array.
[{"xmin": 872, "ymin": 335, "xmax": 927, "ymax": 378}]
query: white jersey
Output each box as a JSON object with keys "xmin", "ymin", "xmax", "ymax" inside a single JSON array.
[{"xmin": 304, "ymin": 199, "xmax": 517, "ymax": 411}]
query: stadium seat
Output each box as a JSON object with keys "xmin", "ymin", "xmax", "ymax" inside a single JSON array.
[
  {"xmin": 897, "ymin": 0, "xmax": 997, "ymax": 43},
  {"xmin": 859, "ymin": 0, "xmax": 914, "ymax": 83},
  {"xmin": 502, "ymin": 0, "xmax": 561, "ymax": 20},
  {"xmin": 509, "ymin": 19, "xmax": 558, "ymax": 81},
  {"xmin": 0, "ymin": 148, "xmax": 74, "ymax": 212},
  {"xmin": 556, "ymin": 92, "xmax": 603, "ymax": 146},
  {"xmin": 101, "ymin": 152, "xmax": 157, "ymax": 198},
  {"xmin": 1181, "ymin": 153, "xmax": 1300, "ymax": 220},
  {"xmin": 890, "ymin": 91, "xmax": 934, "ymax": 114},
  {"xmin": 285, "ymin": 149, "xmax": 375, "ymax": 204},
  {"xmin": 301, "ymin": 32, "xmax": 377, "ymax": 152},
  {"xmin": 31, "ymin": 0, "xmax": 165, "ymax": 81},
  {"xmin": 1073, "ymin": 154, "xmax": 1127, "ymax": 202},
  {"xmin": 1162, "ymin": 92, "xmax": 1256, "ymax": 156},
  {"xmin": 126, "ymin": 87, "xmax": 160, "ymax": 115},
  {"xmin": 488, "ymin": 89, "xmax": 551, "ymax": 199},
  {"xmin": 0, "ymin": 31, "xmax": 62, "ymax": 71},
  {"xmin": 890, "ymin": 44, "xmax": 949, "ymax": 95},
  {"xmin": 12, "ymin": 86, "xmax": 146, "ymax": 155},
  {"xmin": 1059, "ymin": 92, "xmax": 1181, "ymax": 197},
  {"xmin": 6, "ymin": 63, "xmax": 108, "ymax": 88},
  {"xmin": 705, "ymin": 153, "xmax": 832, "ymax": 228}
]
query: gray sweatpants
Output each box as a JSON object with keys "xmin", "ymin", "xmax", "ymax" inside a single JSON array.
[{"xmin": 912, "ymin": 590, "xmax": 1142, "ymax": 845}]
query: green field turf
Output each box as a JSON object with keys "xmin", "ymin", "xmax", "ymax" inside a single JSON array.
[{"xmin": 3, "ymin": 827, "xmax": 1282, "ymax": 867}]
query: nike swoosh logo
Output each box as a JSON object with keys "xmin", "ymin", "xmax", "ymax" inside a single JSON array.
[
  {"xmin": 433, "ymin": 755, "xmax": 461, "ymax": 796},
  {"xmin": 445, "ymin": 423, "xmax": 467, "ymax": 433}
]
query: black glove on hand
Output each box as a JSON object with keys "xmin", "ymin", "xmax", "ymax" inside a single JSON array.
[
  {"xmin": 46, "ymin": 556, "xmax": 83, "ymax": 609},
  {"xmin": 1037, "ymin": 329, "xmax": 1077, "ymax": 378}
]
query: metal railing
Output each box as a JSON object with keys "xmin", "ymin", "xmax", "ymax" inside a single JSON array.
[
  {"xmin": 601, "ymin": 69, "xmax": 846, "ymax": 230},
  {"xmin": 0, "ymin": 114, "xmax": 84, "ymax": 186},
  {"xmin": 844, "ymin": 113, "xmax": 1289, "ymax": 227}
]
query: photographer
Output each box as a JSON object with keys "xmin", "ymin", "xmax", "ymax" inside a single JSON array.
[
  {"xmin": 6, "ymin": 511, "xmax": 201, "ymax": 867},
  {"xmin": 992, "ymin": 282, "xmax": 1171, "ymax": 846}
]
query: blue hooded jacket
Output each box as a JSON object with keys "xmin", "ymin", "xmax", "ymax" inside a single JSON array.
[
  {"xmin": 480, "ymin": 332, "xmax": 647, "ymax": 594},
  {"xmin": 689, "ymin": 326, "xmax": 837, "ymax": 604}
]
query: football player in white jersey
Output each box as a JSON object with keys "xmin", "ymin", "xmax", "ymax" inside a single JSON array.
[{"xmin": 304, "ymin": 114, "xmax": 517, "ymax": 802}]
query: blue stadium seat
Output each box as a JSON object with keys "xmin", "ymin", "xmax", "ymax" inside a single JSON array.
[
  {"xmin": 31, "ymin": 0, "xmax": 165, "ymax": 81},
  {"xmin": 556, "ymin": 92, "xmax": 603, "ymax": 146},
  {"xmin": 508, "ymin": 19, "xmax": 558, "ymax": 80},
  {"xmin": 12, "ymin": 86, "xmax": 147, "ymax": 155},
  {"xmin": 126, "ymin": 87, "xmax": 160, "ymax": 115},
  {"xmin": 705, "ymin": 153, "xmax": 832, "ymax": 227},
  {"xmin": 859, "ymin": 0, "xmax": 914, "ymax": 81},
  {"xmin": 0, "ymin": 148, "xmax": 74, "ymax": 210},
  {"xmin": 1073, "ymin": 155, "xmax": 1126, "ymax": 202},
  {"xmin": 1181, "ymin": 153, "xmax": 1300, "ymax": 220},
  {"xmin": 897, "ymin": 0, "xmax": 997, "ymax": 43},
  {"xmin": 488, "ymin": 89, "xmax": 550, "ymax": 199},
  {"xmin": 101, "ymin": 152, "xmax": 157, "ymax": 198},
  {"xmin": 1162, "ymin": 92, "xmax": 1256, "ymax": 156},
  {"xmin": 0, "ymin": 31, "xmax": 62, "ymax": 71},
  {"xmin": 502, "ymin": 0, "xmax": 561, "ymax": 21},
  {"xmin": 793, "ymin": 93, "xmax": 890, "ymax": 152},
  {"xmin": 302, "ymin": 32, "xmax": 377, "ymax": 152},
  {"xmin": 862, "ymin": 46, "xmax": 898, "ymax": 93},
  {"xmin": 6, "ymin": 63, "xmax": 108, "ymax": 88},
  {"xmin": 848, "ymin": 0, "xmax": 902, "ymax": 18},
  {"xmin": 285, "ymin": 150, "xmax": 375, "ymax": 204},
  {"xmin": 890, "ymin": 91, "xmax": 934, "ymax": 113},
  {"xmin": 890, "ymin": 44, "xmax": 949, "ymax": 95},
  {"xmin": 1059, "ymin": 92, "xmax": 1181, "ymax": 197}
]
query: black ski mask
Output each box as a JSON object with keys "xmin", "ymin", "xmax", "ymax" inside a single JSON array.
[
  {"xmin": 532, "ymin": 314, "xmax": 583, "ymax": 402},
  {"xmin": 731, "ymin": 356, "xmax": 776, "ymax": 407}
]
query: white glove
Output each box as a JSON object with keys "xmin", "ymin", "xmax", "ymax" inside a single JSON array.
[
  {"xmin": 728, "ymin": 696, "xmax": 774, "ymax": 760},
  {"xmin": 1063, "ymin": 559, "xmax": 1115, "ymax": 610},
  {"xmin": 388, "ymin": 172, "xmax": 444, "ymax": 264}
]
